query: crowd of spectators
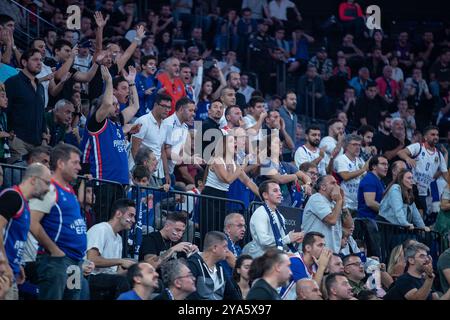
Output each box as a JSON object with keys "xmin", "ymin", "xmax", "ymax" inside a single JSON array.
[{"xmin": 0, "ymin": 0, "xmax": 450, "ymax": 301}]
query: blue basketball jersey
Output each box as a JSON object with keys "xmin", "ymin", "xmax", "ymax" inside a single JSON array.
[
  {"xmin": 83, "ymin": 118, "xmax": 129, "ymax": 184},
  {"xmin": 39, "ymin": 181, "xmax": 87, "ymax": 261},
  {"xmin": 2, "ymin": 186, "xmax": 30, "ymax": 275}
]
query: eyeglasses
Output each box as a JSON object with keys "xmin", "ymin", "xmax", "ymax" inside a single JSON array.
[
  {"xmin": 34, "ymin": 176, "xmax": 51, "ymax": 186},
  {"xmin": 345, "ymin": 261, "xmax": 364, "ymax": 268},
  {"xmin": 176, "ymin": 273, "xmax": 195, "ymax": 280}
]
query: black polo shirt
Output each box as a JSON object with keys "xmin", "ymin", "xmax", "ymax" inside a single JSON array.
[{"xmin": 5, "ymin": 71, "xmax": 46, "ymax": 145}]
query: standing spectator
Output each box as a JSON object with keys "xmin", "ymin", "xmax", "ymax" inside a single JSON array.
[
  {"xmin": 131, "ymin": 93, "xmax": 172, "ymax": 187},
  {"xmin": 116, "ymin": 262, "xmax": 159, "ymax": 300},
  {"xmin": 398, "ymin": 126, "xmax": 448, "ymax": 218},
  {"xmin": 394, "ymin": 32, "xmax": 415, "ymax": 70},
  {"xmin": 358, "ymin": 125, "xmax": 377, "ymax": 161},
  {"xmin": 302, "ymin": 175, "xmax": 351, "ymax": 253},
  {"xmin": 379, "ymin": 169, "xmax": 428, "ymax": 229},
  {"xmin": 0, "ymin": 47, "xmax": 18, "ymax": 83},
  {"xmin": 289, "ymin": 25, "xmax": 315, "ymax": 74},
  {"xmin": 5, "ymin": 49, "xmax": 45, "ymax": 164},
  {"xmin": 325, "ymin": 272, "xmax": 355, "ymax": 300},
  {"xmin": 339, "ymin": 34, "xmax": 364, "ymax": 72},
  {"xmin": 338, "ymin": 0, "xmax": 365, "ymax": 39},
  {"xmin": 184, "ymin": 27, "xmax": 207, "ymax": 54},
  {"xmin": 226, "ymin": 72, "xmax": 247, "ymax": 110},
  {"xmin": 355, "ymin": 82, "xmax": 388, "ymax": 128},
  {"xmin": 157, "ymin": 57, "xmax": 186, "ymax": 114},
  {"xmin": 0, "ymin": 163, "xmax": 51, "ymax": 300},
  {"xmin": 242, "ymin": 0, "xmax": 270, "ymax": 20},
  {"xmin": 244, "ymin": 96, "xmax": 267, "ymax": 141},
  {"xmin": 391, "ymin": 99, "xmax": 416, "ymax": 141},
  {"xmin": 376, "ymin": 66, "xmax": 400, "ymax": 113},
  {"xmin": 199, "ymin": 99, "xmax": 223, "ymax": 157},
  {"xmin": 238, "ymin": 73, "xmax": 255, "ymax": 104},
  {"xmin": 244, "ymin": 180, "xmax": 304, "ymax": 258},
  {"xmin": 0, "ymin": 83, "xmax": 12, "ymax": 163},
  {"xmin": 294, "ymin": 125, "xmax": 326, "ymax": 176},
  {"xmin": 357, "ymin": 156, "xmax": 388, "ymax": 219},
  {"xmin": 87, "ymin": 199, "xmax": 137, "ymax": 300},
  {"xmin": 378, "ymin": 118, "xmax": 410, "ymax": 161},
  {"xmin": 135, "ymin": 55, "xmax": 161, "ymax": 117},
  {"xmin": 268, "ymin": 0, "xmax": 302, "ymax": 26},
  {"xmin": 384, "ymin": 243, "xmax": 450, "ymax": 300},
  {"xmin": 319, "ymin": 119, "xmax": 345, "ymax": 175},
  {"xmin": 248, "ymin": 20, "xmax": 272, "ymax": 94},
  {"xmin": 278, "ymin": 91, "xmax": 298, "ymax": 161},
  {"xmin": 333, "ymin": 134, "xmax": 369, "ymax": 214},
  {"xmin": 436, "ymin": 180, "xmax": 450, "ymax": 240},
  {"xmin": 298, "ymin": 66, "xmax": 326, "ymax": 119},
  {"xmin": 155, "ymin": 258, "xmax": 196, "ymax": 300},
  {"xmin": 232, "ymin": 254, "xmax": 253, "ymax": 299},
  {"xmin": 247, "ymin": 248, "xmax": 292, "ymax": 300},
  {"xmin": 30, "ymin": 144, "xmax": 87, "ymax": 300},
  {"xmin": 218, "ymin": 51, "xmax": 241, "ymax": 79},
  {"xmin": 366, "ymin": 48, "xmax": 388, "ymax": 79},
  {"xmin": 187, "ymin": 231, "xmax": 239, "ymax": 300}
]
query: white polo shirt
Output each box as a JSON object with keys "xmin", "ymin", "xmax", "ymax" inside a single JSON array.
[
  {"xmin": 268, "ymin": 0, "xmax": 295, "ymax": 21},
  {"xmin": 163, "ymin": 113, "xmax": 189, "ymax": 174},
  {"xmin": 133, "ymin": 111, "xmax": 169, "ymax": 178}
]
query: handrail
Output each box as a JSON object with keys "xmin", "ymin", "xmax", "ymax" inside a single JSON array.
[{"xmin": 9, "ymin": 0, "xmax": 63, "ymax": 33}]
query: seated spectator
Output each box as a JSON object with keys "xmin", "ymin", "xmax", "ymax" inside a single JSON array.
[
  {"xmin": 187, "ymin": 231, "xmax": 239, "ymax": 300},
  {"xmin": 87, "ymin": 199, "xmax": 137, "ymax": 300},
  {"xmin": 298, "ymin": 65, "xmax": 326, "ymax": 119},
  {"xmin": 437, "ymin": 248, "xmax": 450, "ymax": 294},
  {"xmin": 139, "ymin": 211, "xmax": 198, "ymax": 266},
  {"xmin": 376, "ymin": 66, "xmax": 400, "ymax": 113},
  {"xmin": 357, "ymin": 156, "xmax": 388, "ymax": 220},
  {"xmin": 117, "ymin": 262, "xmax": 159, "ymax": 300},
  {"xmin": 325, "ymin": 272, "xmax": 355, "ymax": 300},
  {"xmin": 355, "ymin": 82, "xmax": 388, "ymax": 129},
  {"xmin": 294, "ymin": 125, "xmax": 327, "ymax": 176},
  {"xmin": 247, "ymin": 247, "xmax": 292, "ymax": 300},
  {"xmin": 155, "ymin": 259, "xmax": 196, "ymax": 300},
  {"xmin": 436, "ymin": 178, "xmax": 450, "ymax": 239},
  {"xmin": 0, "ymin": 47, "xmax": 18, "ymax": 83},
  {"xmin": 379, "ymin": 169, "xmax": 428, "ymax": 229},
  {"xmin": 237, "ymin": 73, "xmax": 255, "ymax": 104},
  {"xmin": 319, "ymin": 118, "xmax": 345, "ymax": 175},
  {"xmin": 358, "ymin": 125, "xmax": 377, "ymax": 161},
  {"xmin": 77, "ymin": 179, "xmax": 96, "ymax": 229},
  {"xmin": 349, "ymin": 67, "xmax": 373, "ymax": 98},
  {"xmin": 0, "ymin": 251, "xmax": 11, "ymax": 299},
  {"xmin": 308, "ymin": 47, "xmax": 333, "ymax": 83},
  {"xmin": 386, "ymin": 244, "xmax": 406, "ymax": 281},
  {"xmin": 0, "ymin": 83, "xmax": 12, "ymax": 163},
  {"xmin": 45, "ymin": 99, "xmax": 75, "ymax": 147},
  {"xmin": 384, "ymin": 242, "xmax": 450, "ymax": 300},
  {"xmin": 366, "ymin": 47, "xmax": 388, "ymax": 79},
  {"xmin": 342, "ymin": 254, "xmax": 367, "ymax": 296},
  {"xmin": 377, "ymin": 118, "xmax": 410, "ymax": 162},
  {"xmin": 296, "ymin": 278, "xmax": 323, "ymax": 300},
  {"xmin": 219, "ymin": 213, "xmax": 246, "ymax": 278},
  {"xmin": 231, "ymin": 254, "xmax": 253, "ymax": 300}
]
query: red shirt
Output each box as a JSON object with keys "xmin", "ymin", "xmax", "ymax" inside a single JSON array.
[
  {"xmin": 157, "ymin": 73, "xmax": 186, "ymax": 115},
  {"xmin": 376, "ymin": 77, "xmax": 400, "ymax": 99}
]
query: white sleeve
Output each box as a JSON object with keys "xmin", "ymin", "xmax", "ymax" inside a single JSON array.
[
  {"xmin": 87, "ymin": 224, "xmax": 106, "ymax": 255},
  {"xmin": 334, "ymin": 156, "xmax": 348, "ymax": 173},
  {"xmin": 294, "ymin": 147, "xmax": 308, "ymax": 168},
  {"xmin": 319, "ymin": 137, "xmax": 334, "ymax": 155},
  {"xmin": 29, "ymin": 184, "xmax": 57, "ymax": 214},
  {"xmin": 132, "ymin": 117, "xmax": 147, "ymax": 140},
  {"xmin": 250, "ymin": 209, "xmax": 277, "ymax": 249},
  {"xmin": 439, "ymin": 153, "xmax": 448, "ymax": 172},
  {"xmin": 243, "ymin": 116, "xmax": 252, "ymax": 129},
  {"xmin": 406, "ymin": 143, "xmax": 420, "ymax": 157}
]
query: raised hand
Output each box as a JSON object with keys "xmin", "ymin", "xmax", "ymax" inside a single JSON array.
[
  {"xmin": 100, "ymin": 65, "xmax": 112, "ymax": 82},
  {"xmin": 94, "ymin": 11, "xmax": 109, "ymax": 28},
  {"xmin": 71, "ymin": 44, "xmax": 79, "ymax": 58},
  {"xmin": 96, "ymin": 50, "xmax": 107, "ymax": 64},
  {"xmin": 123, "ymin": 66, "xmax": 137, "ymax": 83},
  {"xmin": 136, "ymin": 25, "xmax": 145, "ymax": 40}
]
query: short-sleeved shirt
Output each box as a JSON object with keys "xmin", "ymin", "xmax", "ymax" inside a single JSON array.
[
  {"xmin": 384, "ymin": 272, "xmax": 433, "ymax": 300},
  {"xmin": 406, "ymin": 143, "xmax": 447, "ymax": 196},
  {"xmin": 301, "ymin": 193, "xmax": 342, "ymax": 253},
  {"xmin": 357, "ymin": 171, "xmax": 385, "ymax": 219},
  {"xmin": 334, "ymin": 154, "xmax": 365, "ymax": 210},
  {"xmin": 294, "ymin": 145, "xmax": 326, "ymax": 176},
  {"xmin": 319, "ymin": 136, "xmax": 343, "ymax": 174},
  {"xmin": 268, "ymin": 0, "xmax": 295, "ymax": 21},
  {"xmin": 163, "ymin": 113, "xmax": 189, "ymax": 174},
  {"xmin": 437, "ymin": 248, "xmax": 450, "ymax": 293},
  {"xmin": 87, "ymin": 222, "xmax": 123, "ymax": 275},
  {"xmin": 133, "ymin": 112, "xmax": 169, "ymax": 179},
  {"xmin": 138, "ymin": 231, "xmax": 185, "ymax": 261}
]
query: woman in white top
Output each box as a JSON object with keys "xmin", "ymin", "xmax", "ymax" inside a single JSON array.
[{"xmin": 200, "ymin": 134, "xmax": 258, "ymax": 240}]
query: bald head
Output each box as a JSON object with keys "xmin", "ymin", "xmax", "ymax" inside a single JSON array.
[
  {"xmin": 22, "ymin": 163, "xmax": 52, "ymax": 200},
  {"xmin": 23, "ymin": 163, "xmax": 51, "ymax": 181},
  {"xmin": 296, "ymin": 279, "xmax": 323, "ymax": 300}
]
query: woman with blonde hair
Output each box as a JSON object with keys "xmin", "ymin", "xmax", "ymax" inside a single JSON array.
[{"xmin": 387, "ymin": 244, "xmax": 405, "ymax": 281}]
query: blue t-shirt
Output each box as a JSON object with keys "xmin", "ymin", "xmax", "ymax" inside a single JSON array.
[
  {"xmin": 195, "ymin": 100, "xmax": 210, "ymax": 121},
  {"xmin": 117, "ymin": 290, "xmax": 142, "ymax": 300},
  {"xmin": 0, "ymin": 63, "xmax": 18, "ymax": 83},
  {"xmin": 357, "ymin": 171, "xmax": 385, "ymax": 219}
]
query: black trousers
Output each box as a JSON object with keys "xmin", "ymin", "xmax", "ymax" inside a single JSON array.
[{"xmin": 88, "ymin": 273, "xmax": 130, "ymax": 300}]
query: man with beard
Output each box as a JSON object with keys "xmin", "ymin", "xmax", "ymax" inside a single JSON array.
[
  {"xmin": 247, "ymin": 248, "xmax": 293, "ymax": 300},
  {"xmin": 325, "ymin": 272, "xmax": 356, "ymax": 300},
  {"xmin": 30, "ymin": 144, "xmax": 87, "ymax": 300},
  {"xmin": 279, "ymin": 91, "xmax": 298, "ymax": 161},
  {"xmin": 319, "ymin": 118, "xmax": 345, "ymax": 174},
  {"xmin": 281, "ymin": 232, "xmax": 332, "ymax": 300},
  {"xmin": 219, "ymin": 213, "xmax": 246, "ymax": 278},
  {"xmin": 5, "ymin": 49, "xmax": 46, "ymax": 164},
  {"xmin": 398, "ymin": 126, "xmax": 448, "ymax": 219},
  {"xmin": 117, "ymin": 262, "xmax": 160, "ymax": 300},
  {"xmin": 384, "ymin": 242, "xmax": 450, "ymax": 300},
  {"xmin": 294, "ymin": 126, "xmax": 326, "ymax": 176},
  {"xmin": 200, "ymin": 99, "xmax": 224, "ymax": 159},
  {"xmin": 0, "ymin": 163, "xmax": 51, "ymax": 300},
  {"xmin": 226, "ymin": 72, "xmax": 247, "ymax": 110},
  {"xmin": 158, "ymin": 57, "xmax": 186, "ymax": 114},
  {"xmin": 357, "ymin": 156, "xmax": 388, "ymax": 220},
  {"xmin": 372, "ymin": 114, "xmax": 392, "ymax": 152},
  {"xmin": 87, "ymin": 199, "xmax": 137, "ymax": 300}
]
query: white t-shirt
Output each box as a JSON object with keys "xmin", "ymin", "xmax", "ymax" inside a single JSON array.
[
  {"xmin": 133, "ymin": 112, "xmax": 169, "ymax": 179},
  {"xmin": 333, "ymin": 154, "xmax": 365, "ymax": 210},
  {"xmin": 268, "ymin": 0, "xmax": 295, "ymax": 21},
  {"xmin": 244, "ymin": 114, "xmax": 263, "ymax": 141},
  {"xmin": 406, "ymin": 143, "xmax": 448, "ymax": 196},
  {"xmin": 302, "ymin": 193, "xmax": 342, "ymax": 253},
  {"xmin": 36, "ymin": 63, "xmax": 52, "ymax": 110},
  {"xmin": 294, "ymin": 145, "xmax": 326, "ymax": 176},
  {"xmin": 87, "ymin": 222, "xmax": 123, "ymax": 275},
  {"xmin": 319, "ymin": 136, "xmax": 343, "ymax": 174}
]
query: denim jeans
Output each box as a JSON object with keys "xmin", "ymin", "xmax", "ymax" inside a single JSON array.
[{"xmin": 36, "ymin": 254, "xmax": 82, "ymax": 300}]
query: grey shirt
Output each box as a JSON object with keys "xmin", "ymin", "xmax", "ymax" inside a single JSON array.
[{"xmin": 301, "ymin": 193, "xmax": 342, "ymax": 253}]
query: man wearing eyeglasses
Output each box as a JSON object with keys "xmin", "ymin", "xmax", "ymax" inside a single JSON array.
[
  {"xmin": 0, "ymin": 163, "xmax": 51, "ymax": 300},
  {"xmin": 155, "ymin": 258, "xmax": 196, "ymax": 300},
  {"xmin": 342, "ymin": 254, "xmax": 367, "ymax": 296},
  {"xmin": 219, "ymin": 213, "xmax": 246, "ymax": 278}
]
